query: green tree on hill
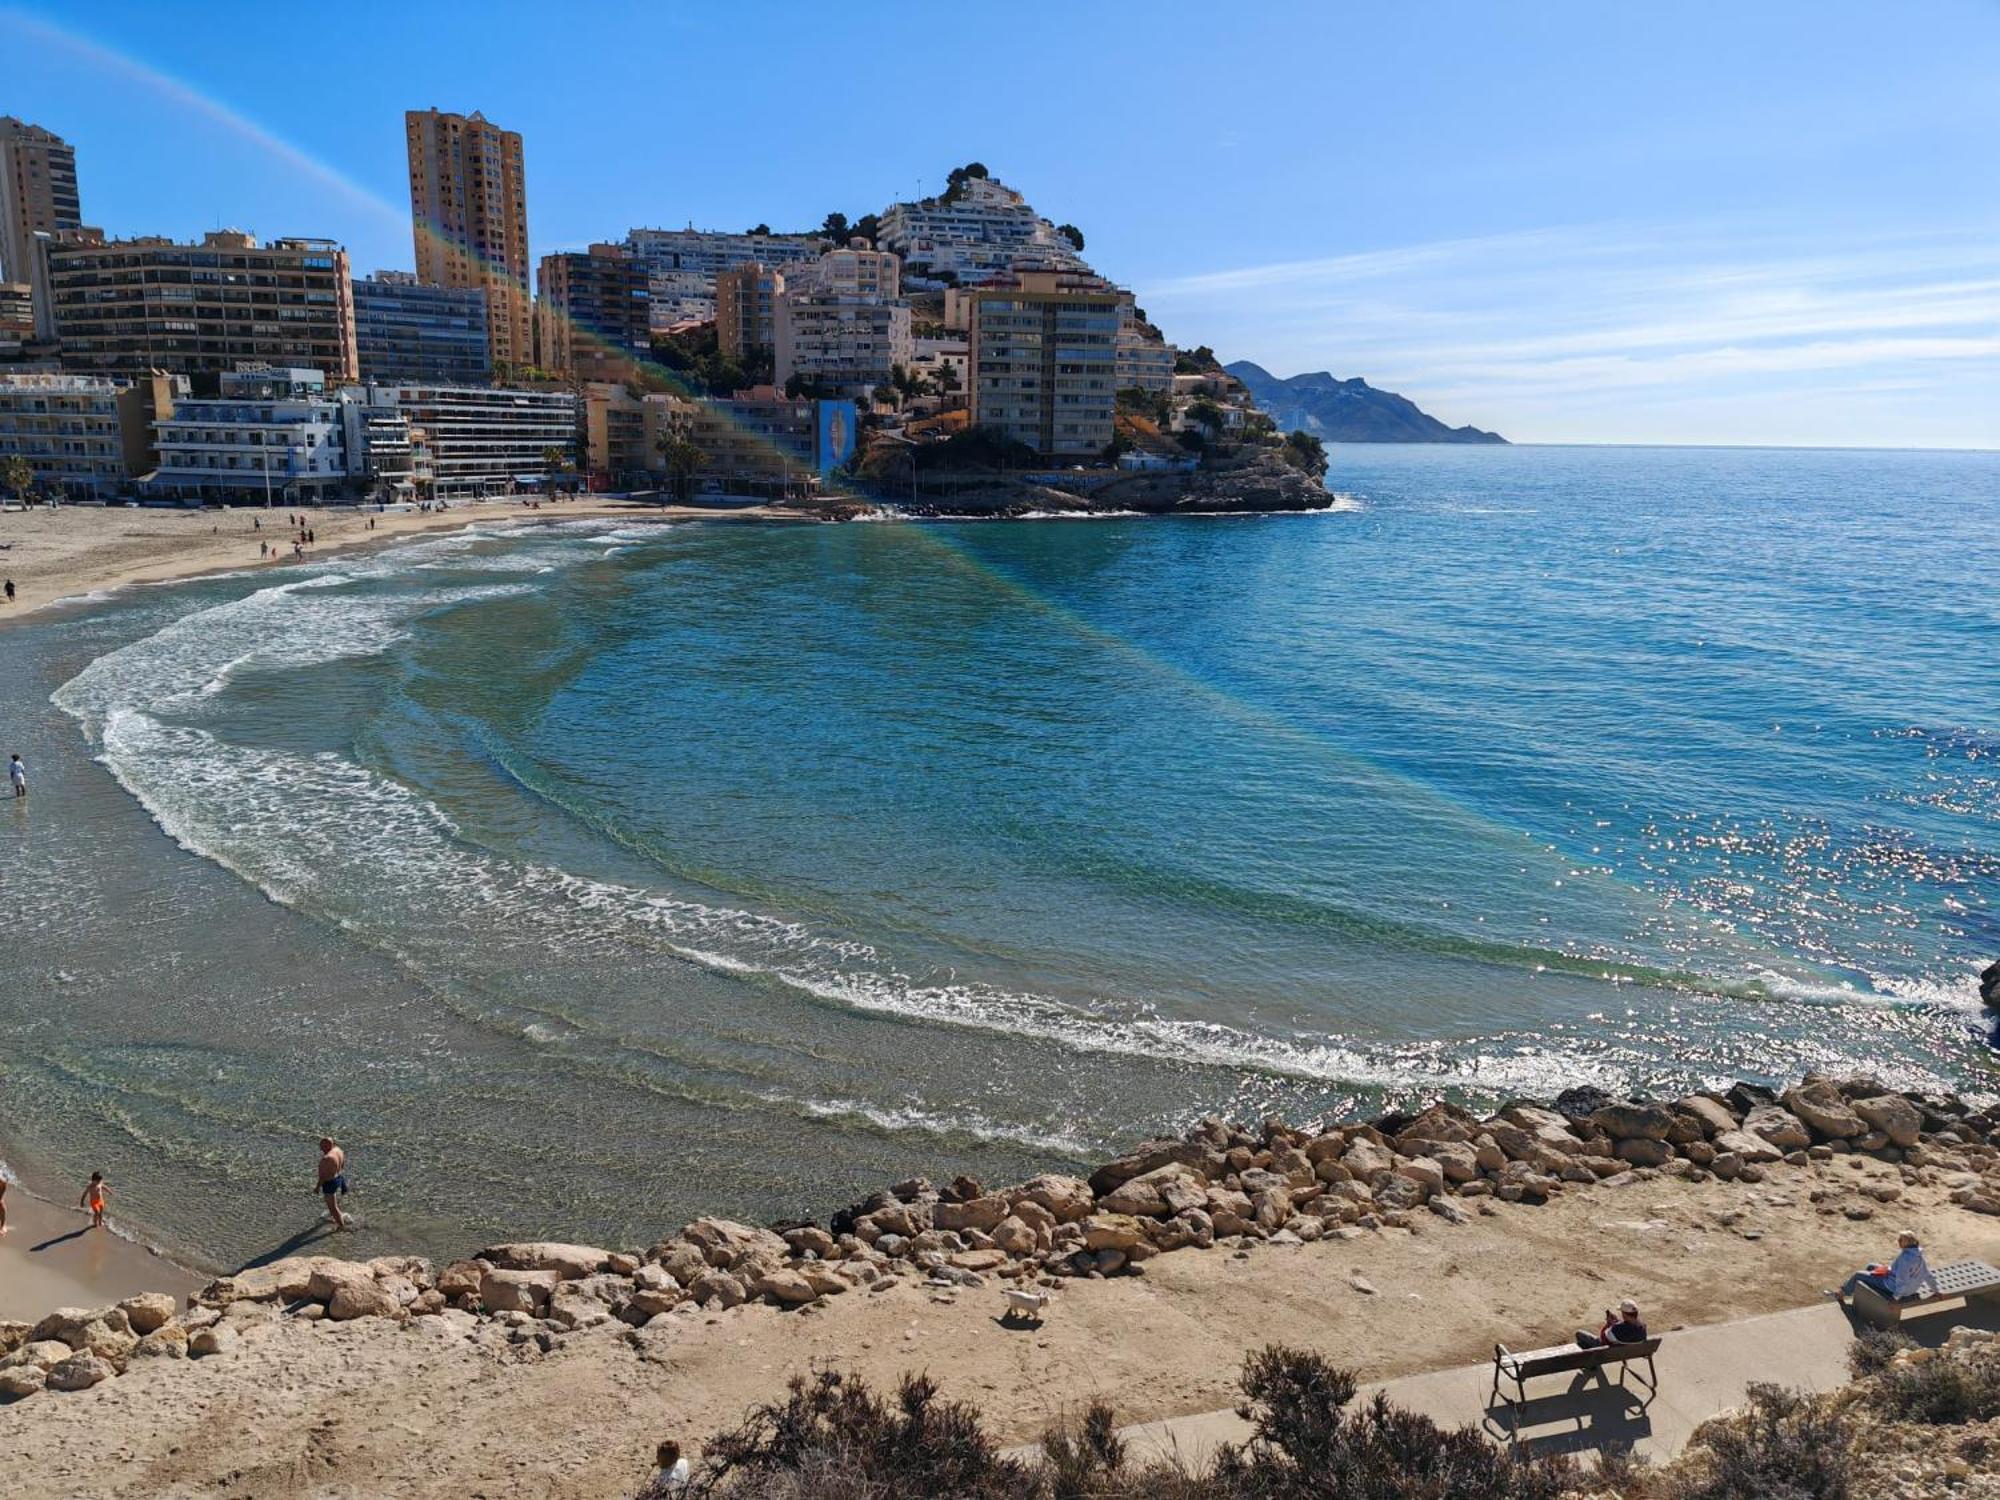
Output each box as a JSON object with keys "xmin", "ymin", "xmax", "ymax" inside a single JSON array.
[
  {"xmin": 1056, "ymin": 223, "xmax": 1085, "ymax": 252},
  {"xmin": 820, "ymin": 211, "xmax": 850, "ymax": 243},
  {"xmin": 1281, "ymin": 429, "xmax": 1329, "ymax": 479}
]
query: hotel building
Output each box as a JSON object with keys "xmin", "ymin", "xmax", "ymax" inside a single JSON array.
[
  {"xmin": 0, "ymin": 118, "xmax": 83, "ymax": 289},
  {"xmin": 536, "ymin": 243, "xmax": 651, "ymax": 382},
  {"xmin": 32, "ymin": 230, "xmax": 358, "ymax": 383},
  {"xmin": 367, "ymin": 383, "xmax": 575, "ymax": 500},
  {"xmin": 150, "ymin": 367, "xmax": 351, "ymax": 505},
  {"xmin": 967, "ymin": 269, "xmax": 1122, "ymax": 457},
  {"xmin": 352, "ymin": 272, "xmax": 490, "ymax": 386},
  {"xmin": 406, "ymin": 109, "xmax": 532, "ymax": 373}
]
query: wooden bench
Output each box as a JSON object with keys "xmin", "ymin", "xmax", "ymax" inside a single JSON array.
[
  {"xmin": 1851, "ymin": 1259, "xmax": 2000, "ymax": 1330},
  {"xmin": 1489, "ymin": 1336, "xmax": 1660, "ymax": 1439}
]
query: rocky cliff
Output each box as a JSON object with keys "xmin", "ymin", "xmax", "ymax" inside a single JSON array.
[{"xmin": 1226, "ymin": 362, "xmax": 1506, "ymax": 444}]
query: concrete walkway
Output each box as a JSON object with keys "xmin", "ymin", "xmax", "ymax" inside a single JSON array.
[{"xmin": 1104, "ymin": 1299, "xmax": 2000, "ymax": 1471}]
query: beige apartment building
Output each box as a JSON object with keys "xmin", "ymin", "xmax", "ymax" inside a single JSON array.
[
  {"xmin": 406, "ymin": 109, "xmax": 532, "ymax": 373},
  {"xmin": 536, "ymin": 243, "xmax": 650, "ymax": 383},
  {"xmin": 715, "ymin": 262, "xmax": 783, "ymax": 360},
  {"xmin": 0, "ymin": 118, "xmax": 84, "ymax": 289},
  {"xmin": 32, "ymin": 230, "xmax": 358, "ymax": 383},
  {"xmin": 967, "ymin": 269, "xmax": 1122, "ymax": 457}
]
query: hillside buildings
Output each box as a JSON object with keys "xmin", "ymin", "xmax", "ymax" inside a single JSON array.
[
  {"xmin": 30, "ymin": 230, "xmax": 358, "ymax": 384},
  {"xmin": 0, "ymin": 118, "xmax": 84, "ymax": 291},
  {"xmin": 352, "ymin": 272, "xmax": 490, "ymax": 386},
  {"xmin": 622, "ymin": 227, "xmax": 822, "ymax": 287},
  {"xmin": 967, "ymin": 269, "xmax": 1121, "ymax": 458},
  {"xmin": 1116, "ymin": 311, "xmax": 1175, "ymax": 393},
  {"xmin": 536, "ymin": 242, "xmax": 650, "ymax": 382},
  {"xmin": 406, "ymin": 109, "xmax": 532, "ymax": 373},
  {"xmin": 876, "ymin": 175, "xmax": 1087, "ymax": 285},
  {"xmin": 772, "ymin": 241, "xmax": 911, "ymax": 399},
  {"xmin": 0, "ymin": 370, "xmax": 180, "ymax": 498}
]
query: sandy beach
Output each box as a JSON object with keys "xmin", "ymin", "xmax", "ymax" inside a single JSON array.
[
  {"xmin": 0, "ymin": 1180, "xmax": 200, "ymax": 1325},
  {"xmin": 2, "ymin": 1161, "xmax": 1996, "ymax": 1498},
  {"xmin": 0, "ymin": 496, "xmax": 808, "ymax": 621}
]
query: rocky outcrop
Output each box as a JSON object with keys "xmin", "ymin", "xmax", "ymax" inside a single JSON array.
[
  {"xmin": 1981, "ymin": 959, "xmax": 2000, "ymax": 1011},
  {"xmin": 1225, "ymin": 362, "xmax": 1507, "ymax": 444}
]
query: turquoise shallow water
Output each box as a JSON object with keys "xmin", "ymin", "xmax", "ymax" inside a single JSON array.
[{"xmin": 3, "ymin": 444, "xmax": 1997, "ymax": 1269}]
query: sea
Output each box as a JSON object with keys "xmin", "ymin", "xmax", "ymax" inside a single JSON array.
[{"xmin": 2, "ymin": 443, "xmax": 1996, "ymax": 1272}]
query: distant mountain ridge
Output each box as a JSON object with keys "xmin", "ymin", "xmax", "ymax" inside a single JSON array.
[{"xmin": 1225, "ymin": 362, "xmax": 1507, "ymax": 445}]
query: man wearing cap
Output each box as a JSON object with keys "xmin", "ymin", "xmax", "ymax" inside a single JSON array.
[{"xmin": 1576, "ymin": 1299, "xmax": 1648, "ymax": 1349}]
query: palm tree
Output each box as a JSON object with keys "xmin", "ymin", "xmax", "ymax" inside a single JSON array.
[
  {"xmin": 1, "ymin": 454, "xmax": 33, "ymax": 504},
  {"xmin": 654, "ymin": 417, "xmax": 706, "ymax": 504},
  {"xmin": 541, "ymin": 445, "xmax": 570, "ymax": 496}
]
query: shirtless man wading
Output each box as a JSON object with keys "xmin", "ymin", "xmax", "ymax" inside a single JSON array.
[{"xmin": 317, "ymin": 1137, "xmax": 348, "ymax": 1230}]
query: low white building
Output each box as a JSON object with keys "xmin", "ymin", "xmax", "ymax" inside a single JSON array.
[
  {"xmin": 0, "ymin": 371, "xmax": 181, "ymax": 498},
  {"xmin": 150, "ymin": 368, "xmax": 351, "ymax": 504},
  {"xmin": 364, "ymin": 383, "xmax": 576, "ymax": 501}
]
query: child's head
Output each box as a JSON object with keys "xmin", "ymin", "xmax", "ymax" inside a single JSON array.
[
  {"xmin": 656, "ymin": 1440, "xmax": 681, "ymax": 1470},
  {"xmin": 89, "ymin": 1171, "xmax": 103, "ymax": 1184}
]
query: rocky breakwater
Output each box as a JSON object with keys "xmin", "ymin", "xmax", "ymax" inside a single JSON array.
[{"xmin": 5, "ymin": 1071, "xmax": 2000, "ymax": 1409}]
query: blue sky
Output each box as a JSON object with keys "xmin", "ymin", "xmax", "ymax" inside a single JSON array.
[{"xmin": 5, "ymin": 1, "xmax": 1997, "ymax": 447}]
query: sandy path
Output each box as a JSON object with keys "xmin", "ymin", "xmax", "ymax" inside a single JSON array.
[
  {"xmin": 0, "ymin": 497, "xmax": 807, "ymax": 621},
  {"xmin": 4, "ymin": 1159, "xmax": 1995, "ymax": 1499}
]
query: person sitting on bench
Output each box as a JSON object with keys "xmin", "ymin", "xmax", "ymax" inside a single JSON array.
[
  {"xmin": 1831, "ymin": 1229, "xmax": 1932, "ymax": 1304},
  {"xmin": 1576, "ymin": 1298, "xmax": 1648, "ymax": 1348}
]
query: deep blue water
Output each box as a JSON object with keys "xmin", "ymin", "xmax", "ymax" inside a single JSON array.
[{"xmin": 4, "ymin": 444, "xmax": 1996, "ymax": 1267}]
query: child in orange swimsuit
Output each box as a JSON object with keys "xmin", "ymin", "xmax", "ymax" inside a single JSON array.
[{"xmin": 80, "ymin": 1172, "xmax": 108, "ymax": 1229}]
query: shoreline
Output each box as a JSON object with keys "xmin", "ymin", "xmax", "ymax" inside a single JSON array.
[
  {"xmin": 3, "ymin": 1069, "xmax": 2000, "ymax": 1497},
  {"xmin": 0, "ymin": 1174, "xmax": 202, "ymax": 1324},
  {"xmin": 0, "ymin": 495, "xmax": 816, "ymax": 627}
]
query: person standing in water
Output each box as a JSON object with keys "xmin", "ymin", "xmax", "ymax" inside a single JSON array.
[
  {"xmin": 9, "ymin": 754, "xmax": 25, "ymax": 798},
  {"xmin": 79, "ymin": 1172, "xmax": 108, "ymax": 1229},
  {"xmin": 317, "ymin": 1138, "xmax": 348, "ymax": 1230}
]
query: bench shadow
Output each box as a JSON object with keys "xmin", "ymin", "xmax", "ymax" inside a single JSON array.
[{"xmin": 1485, "ymin": 1372, "xmax": 1655, "ymax": 1460}]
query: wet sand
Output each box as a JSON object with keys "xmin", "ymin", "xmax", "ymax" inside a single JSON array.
[{"xmin": 0, "ymin": 1180, "xmax": 200, "ymax": 1324}]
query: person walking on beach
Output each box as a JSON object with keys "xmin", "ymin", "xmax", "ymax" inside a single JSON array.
[
  {"xmin": 9, "ymin": 753, "xmax": 25, "ymax": 798},
  {"xmin": 4, "ymin": 578, "xmax": 14, "ymax": 603},
  {"xmin": 317, "ymin": 1137, "xmax": 349, "ymax": 1230},
  {"xmin": 0, "ymin": 1175, "xmax": 10, "ymax": 1236},
  {"xmin": 79, "ymin": 1172, "xmax": 108, "ymax": 1229}
]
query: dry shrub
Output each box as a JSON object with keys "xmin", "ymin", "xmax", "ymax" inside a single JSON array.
[
  {"xmin": 1873, "ymin": 1351, "xmax": 2000, "ymax": 1426},
  {"xmin": 1660, "ymin": 1383, "xmax": 1853, "ymax": 1500}
]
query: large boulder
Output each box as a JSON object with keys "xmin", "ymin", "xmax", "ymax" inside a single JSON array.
[
  {"xmin": 133, "ymin": 1324, "xmax": 188, "ymax": 1360},
  {"xmin": 1080, "ymin": 1214, "xmax": 1148, "ymax": 1251},
  {"xmin": 1341, "ymin": 1138, "xmax": 1397, "ymax": 1181},
  {"xmin": 188, "ymin": 1325, "xmax": 237, "ymax": 1358},
  {"xmin": 1852, "ymin": 1095, "xmax": 1924, "ymax": 1150},
  {"xmin": 1013, "ymin": 1175, "xmax": 1094, "ymax": 1223},
  {"xmin": 1393, "ymin": 1157, "xmax": 1445, "ymax": 1197},
  {"xmin": 681, "ymin": 1219, "xmax": 789, "ymax": 1271},
  {"xmin": 1713, "ymin": 1128, "xmax": 1784, "ymax": 1164},
  {"xmin": 478, "ymin": 1242, "xmax": 611, "ymax": 1280},
  {"xmin": 1424, "ymin": 1140, "xmax": 1482, "ymax": 1184},
  {"xmin": 1980, "ymin": 959, "xmax": 1999, "ymax": 1011},
  {"xmin": 991, "ymin": 1216, "xmax": 1039, "ymax": 1255},
  {"xmin": 0, "ymin": 1321, "xmax": 29, "ymax": 1357},
  {"xmin": 72, "ymin": 1318, "xmax": 138, "ymax": 1369},
  {"xmin": 1591, "ymin": 1102, "xmax": 1676, "ymax": 1141},
  {"xmin": 479, "ymin": 1268, "xmax": 559, "ymax": 1315},
  {"xmin": 327, "ymin": 1281, "xmax": 403, "ymax": 1321},
  {"xmin": 1098, "ymin": 1164, "xmax": 1206, "ymax": 1218},
  {"xmin": 933, "ymin": 1195, "xmax": 1010, "ymax": 1234},
  {"xmin": 29, "ymin": 1308, "xmax": 103, "ymax": 1346},
  {"xmin": 197, "ymin": 1255, "xmax": 337, "ymax": 1306},
  {"xmin": 305, "ymin": 1261, "xmax": 379, "ymax": 1307},
  {"xmin": 1, "ymin": 1340, "xmax": 77, "ymax": 1372},
  {"xmin": 45, "ymin": 1353, "xmax": 116, "ymax": 1392},
  {"xmin": 0, "ymin": 1366, "xmax": 45, "ymax": 1400},
  {"xmin": 1087, "ymin": 1139, "xmax": 1214, "ymax": 1197},
  {"xmin": 755, "ymin": 1269, "xmax": 820, "ymax": 1307},
  {"xmin": 1614, "ymin": 1138, "xmax": 1672, "ymax": 1168},
  {"xmin": 1742, "ymin": 1105, "xmax": 1812, "ymax": 1152},
  {"xmin": 688, "ymin": 1271, "xmax": 748, "ymax": 1309},
  {"xmin": 1674, "ymin": 1096, "xmax": 1739, "ymax": 1137},
  {"xmin": 1781, "ymin": 1084, "xmax": 1866, "ymax": 1141}
]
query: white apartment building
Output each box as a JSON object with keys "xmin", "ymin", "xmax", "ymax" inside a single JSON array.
[
  {"xmin": 1116, "ymin": 324, "xmax": 1175, "ymax": 393},
  {"xmin": 622, "ymin": 227, "xmax": 824, "ymax": 291},
  {"xmin": 366, "ymin": 383, "xmax": 575, "ymax": 500},
  {"xmin": 787, "ymin": 240, "xmax": 901, "ymax": 300},
  {"xmin": 0, "ymin": 371, "xmax": 178, "ymax": 498},
  {"xmin": 150, "ymin": 368, "xmax": 351, "ymax": 504},
  {"xmin": 647, "ymin": 269, "xmax": 717, "ymax": 329},
  {"xmin": 876, "ymin": 176, "xmax": 1088, "ymax": 285}
]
